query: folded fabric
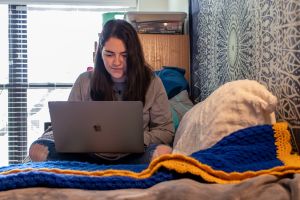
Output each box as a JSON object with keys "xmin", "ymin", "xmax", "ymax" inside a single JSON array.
[
  {"xmin": 1, "ymin": 122, "xmax": 300, "ymax": 191},
  {"xmin": 173, "ymin": 79, "xmax": 277, "ymax": 155},
  {"xmin": 155, "ymin": 66, "xmax": 189, "ymax": 99},
  {"xmin": 169, "ymin": 90, "xmax": 194, "ymax": 130}
]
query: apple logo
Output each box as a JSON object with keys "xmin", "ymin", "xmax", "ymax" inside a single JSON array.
[{"xmin": 93, "ymin": 124, "xmax": 102, "ymax": 132}]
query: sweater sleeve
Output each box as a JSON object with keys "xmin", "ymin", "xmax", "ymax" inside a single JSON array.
[
  {"xmin": 143, "ymin": 77, "xmax": 175, "ymax": 146},
  {"xmin": 68, "ymin": 72, "xmax": 90, "ymax": 101}
]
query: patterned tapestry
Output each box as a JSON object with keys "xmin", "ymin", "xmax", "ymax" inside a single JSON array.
[{"xmin": 189, "ymin": 0, "xmax": 300, "ymax": 147}]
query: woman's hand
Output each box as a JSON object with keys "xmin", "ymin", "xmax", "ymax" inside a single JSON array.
[
  {"xmin": 29, "ymin": 143, "xmax": 49, "ymax": 162},
  {"xmin": 151, "ymin": 145, "xmax": 172, "ymax": 161}
]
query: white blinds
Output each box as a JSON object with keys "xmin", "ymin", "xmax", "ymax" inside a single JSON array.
[
  {"xmin": 8, "ymin": 5, "xmax": 28, "ymax": 164},
  {"xmin": 0, "ymin": 0, "xmax": 137, "ymax": 7}
]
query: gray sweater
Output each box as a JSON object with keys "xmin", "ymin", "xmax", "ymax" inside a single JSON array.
[{"xmin": 68, "ymin": 71, "xmax": 174, "ymax": 146}]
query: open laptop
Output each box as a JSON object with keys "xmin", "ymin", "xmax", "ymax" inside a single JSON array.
[{"xmin": 48, "ymin": 101, "xmax": 144, "ymax": 153}]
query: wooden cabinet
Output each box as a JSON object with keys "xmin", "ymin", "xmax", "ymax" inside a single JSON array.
[{"xmin": 138, "ymin": 34, "xmax": 190, "ymax": 81}]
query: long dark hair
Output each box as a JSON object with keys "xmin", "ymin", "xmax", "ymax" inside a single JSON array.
[{"xmin": 90, "ymin": 19, "xmax": 153, "ymax": 104}]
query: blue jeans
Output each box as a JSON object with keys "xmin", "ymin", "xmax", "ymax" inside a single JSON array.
[{"xmin": 34, "ymin": 139, "xmax": 157, "ymax": 164}]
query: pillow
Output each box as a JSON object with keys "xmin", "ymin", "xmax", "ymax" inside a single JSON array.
[
  {"xmin": 172, "ymin": 79, "xmax": 277, "ymax": 155},
  {"xmin": 169, "ymin": 90, "xmax": 194, "ymax": 130},
  {"xmin": 155, "ymin": 66, "xmax": 189, "ymax": 99}
]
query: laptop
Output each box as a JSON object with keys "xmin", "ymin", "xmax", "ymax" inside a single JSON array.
[{"xmin": 48, "ymin": 101, "xmax": 144, "ymax": 153}]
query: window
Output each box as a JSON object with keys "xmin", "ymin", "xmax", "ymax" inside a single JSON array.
[
  {"xmin": 0, "ymin": 5, "xmax": 9, "ymax": 166},
  {"xmin": 27, "ymin": 6, "xmax": 101, "ymax": 83},
  {"xmin": 0, "ymin": 5, "xmax": 8, "ymax": 84},
  {"xmin": 0, "ymin": 90, "xmax": 8, "ymax": 166},
  {"xmin": 0, "ymin": 3, "xmax": 133, "ymax": 165},
  {"xmin": 27, "ymin": 88, "xmax": 71, "ymax": 147}
]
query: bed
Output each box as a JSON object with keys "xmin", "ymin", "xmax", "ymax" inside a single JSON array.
[
  {"xmin": 1, "ymin": 70, "xmax": 300, "ymax": 200},
  {"xmin": 1, "ymin": 122, "xmax": 300, "ymax": 200},
  {"xmin": 1, "ymin": 0, "xmax": 300, "ymax": 199}
]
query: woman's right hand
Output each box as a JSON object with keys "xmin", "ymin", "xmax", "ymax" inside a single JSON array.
[{"xmin": 29, "ymin": 143, "xmax": 49, "ymax": 162}]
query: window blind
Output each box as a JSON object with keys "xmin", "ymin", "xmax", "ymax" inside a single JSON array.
[{"xmin": 8, "ymin": 4, "xmax": 28, "ymax": 164}]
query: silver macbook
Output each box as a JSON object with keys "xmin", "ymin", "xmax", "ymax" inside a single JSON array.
[{"xmin": 48, "ymin": 101, "xmax": 144, "ymax": 153}]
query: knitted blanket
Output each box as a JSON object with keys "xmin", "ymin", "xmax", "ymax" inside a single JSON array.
[{"xmin": 1, "ymin": 122, "xmax": 300, "ymax": 191}]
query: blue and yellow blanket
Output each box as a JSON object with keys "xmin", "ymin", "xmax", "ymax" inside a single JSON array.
[{"xmin": 1, "ymin": 122, "xmax": 300, "ymax": 191}]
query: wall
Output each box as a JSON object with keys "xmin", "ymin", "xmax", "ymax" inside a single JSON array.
[
  {"xmin": 189, "ymin": 0, "xmax": 300, "ymax": 151},
  {"xmin": 167, "ymin": 0, "xmax": 188, "ymax": 13},
  {"xmin": 137, "ymin": 0, "xmax": 169, "ymax": 11},
  {"xmin": 137, "ymin": 0, "xmax": 188, "ymax": 12}
]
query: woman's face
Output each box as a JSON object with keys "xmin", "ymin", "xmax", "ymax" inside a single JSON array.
[{"xmin": 101, "ymin": 37, "xmax": 127, "ymax": 82}]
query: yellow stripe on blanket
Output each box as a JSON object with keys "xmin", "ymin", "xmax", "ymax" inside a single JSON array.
[{"xmin": 2, "ymin": 122, "xmax": 300, "ymax": 184}]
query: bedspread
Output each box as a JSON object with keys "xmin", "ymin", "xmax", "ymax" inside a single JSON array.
[
  {"xmin": 1, "ymin": 175, "xmax": 300, "ymax": 200},
  {"xmin": 0, "ymin": 122, "xmax": 300, "ymax": 192}
]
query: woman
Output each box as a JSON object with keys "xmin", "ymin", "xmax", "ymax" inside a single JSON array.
[{"xmin": 29, "ymin": 19, "xmax": 174, "ymax": 164}]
